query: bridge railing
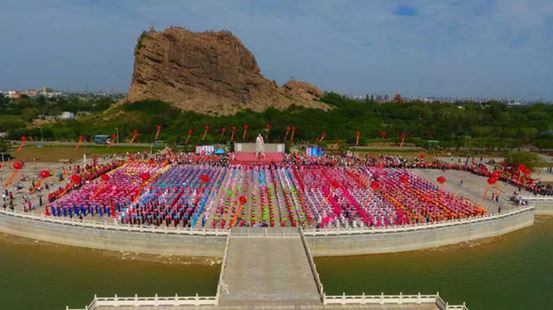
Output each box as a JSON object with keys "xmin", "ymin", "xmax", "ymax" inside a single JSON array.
[
  {"xmin": 324, "ymin": 292, "xmax": 468, "ymax": 309},
  {"xmin": 303, "ymin": 206, "xmax": 534, "ymax": 236},
  {"xmin": 0, "ymin": 208, "xmax": 228, "ymax": 236},
  {"xmin": 0, "ymin": 204, "xmax": 534, "ymax": 238},
  {"xmin": 230, "ymin": 227, "xmax": 301, "ymax": 238},
  {"xmin": 521, "ymin": 196, "xmax": 553, "ymax": 201},
  {"xmin": 298, "ymin": 227, "xmax": 325, "ymax": 302},
  {"xmin": 67, "ymin": 293, "xmax": 218, "ymax": 310},
  {"xmin": 216, "ymin": 232, "xmax": 231, "ymax": 301}
]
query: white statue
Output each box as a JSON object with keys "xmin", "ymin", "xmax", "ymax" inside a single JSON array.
[{"xmin": 255, "ymin": 133, "xmax": 265, "ymax": 158}]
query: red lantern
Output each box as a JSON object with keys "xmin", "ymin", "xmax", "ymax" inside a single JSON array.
[
  {"xmin": 370, "ymin": 181, "xmax": 380, "ymax": 190},
  {"xmin": 239, "ymin": 196, "xmax": 247, "ymax": 205},
  {"xmin": 437, "ymin": 176, "xmax": 446, "ymax": 184},
  {"xmin": 200, "ymin": 174, "xmax": 210, "ymax": 183},
  {"xmin": 399, "ymin": 175, "xmax": 409, "ymax": 184},
  {"xmin": 70, "ymin": 174, "xmax": 82, "ymax": 184},
  {"xmin": 39, "ymin": 170, "xmax": 51, "ymax": 179},
  {"xmin": 13, "ymin": 161, "xmax": 24, "ymax": 170},
  {"xmin": 140, "ymin": 172, "xmax": 150, "ymax": 182},
  {"xmin": 101, "ymin": 174, "xmax": 110, "ymax": 182},
  {"xmin": 487, "ymin": 177, "xmax": 497, "ymax": 185}
]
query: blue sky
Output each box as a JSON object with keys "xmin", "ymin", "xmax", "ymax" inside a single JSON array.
[{"xmin": 1, "ymin": 0, "xmax": 552, "ymax": 100}]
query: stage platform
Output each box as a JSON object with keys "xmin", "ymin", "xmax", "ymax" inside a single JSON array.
[{"xmin": 234, "ymin": 152, "xmax": 284, "ymax": 163}]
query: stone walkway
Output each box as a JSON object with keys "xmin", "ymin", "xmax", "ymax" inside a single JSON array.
[{"xmin": 219, "ymin": 229, "xmax": 321, "ymax": 306}]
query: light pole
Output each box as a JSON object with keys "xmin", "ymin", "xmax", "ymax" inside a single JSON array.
[
  {"xmin": 40, "ymin": 127, "xmax": 43, "ymax": 142},
  {"xmin": 115, "ymin": 128, "xmax": 119, "ymax": 144}
]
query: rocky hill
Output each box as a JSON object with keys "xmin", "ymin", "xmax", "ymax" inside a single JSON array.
[{"xmin": 127, "ymin": 27, "xmax": 328, "ymax": 115}]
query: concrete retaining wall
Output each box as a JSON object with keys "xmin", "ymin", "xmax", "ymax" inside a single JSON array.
[
  {"xmin": 0, "ymin": 211, "xmax": 227, "ymax": 257},
  {"xmin": 305, "ymin": 207, "xmax": 535, "ymax": 257},
  {"xmin": 0, "ymin": 207, "xmax": 536, "ymax": 257}
]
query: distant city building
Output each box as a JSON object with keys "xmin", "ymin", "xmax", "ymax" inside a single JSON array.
[{"xmin": 0, "ymin": 87, "xmax": 62, "ymax": 98}]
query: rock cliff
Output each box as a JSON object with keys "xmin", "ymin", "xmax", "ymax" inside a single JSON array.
[{"xmin": 127, "ymin": 27, "xmax": 327, "ymax": 115}]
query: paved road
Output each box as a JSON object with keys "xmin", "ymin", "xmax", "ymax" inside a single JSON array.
[{"xmin": 411, "ymin": 168, "xmax": 528, "ymax": 213}]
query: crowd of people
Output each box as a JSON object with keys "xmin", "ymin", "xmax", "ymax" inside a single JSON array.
[{"xmin": 38, "ymin": 151, "xmax": 509, "ymax": 229}]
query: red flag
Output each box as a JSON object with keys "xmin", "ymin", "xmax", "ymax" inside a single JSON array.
[
  {"xmin": 265, "ymin": 123, "xmax": 271, "ymax": 140},
  {"xmin": 242, "ymin": 124, "xmax": 249, "ymax": 141},
  {"xmin": 16, "ymin": 135, "xmax": 27, "ymax": 152},
  {"xmin": 185, "ymin": 129, "xmax": 193, "ymax": 144},
  {"xmin": 154, "ymin": 124, "xmax": 161, "ymax": 141},
  {"xmin": 400, "ymin": 131, "xmax": 406, "ymax": 148},
  {"xmin": 355, "ymin": 129, "xmax": 360, "ymax": 146},
  {"xmin": 290, "ymin": 127, "xmax": 296, "ymax": 143},
  {"xmin": 219, "ymin": 127, "xmax": 227, "ymax": 141},
  {"xmin": 75, "ymin": 135, "xmax": 85, "ymax": 150},
  {"xmin": 201, "ymin": 124, "xmax": 209, "ymax": 141},
  {"xmin": 230, "ymin": 126, "xmax": 236, "ymax": 142},
  {"xmin": 318, "ymin": 131, "xmax": 327, "ymax": 143},
  {"xmin": 129, "ymin": 129, "xmax": 139, "ymax": 144},
  {"xmin": 284, "ymin": 126, "xmax": 290, "ymax": 142}
]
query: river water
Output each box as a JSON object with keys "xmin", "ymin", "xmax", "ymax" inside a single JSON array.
[
  {"xmin": 315, "ymin": 216, "xmax": 553, "ymax": 310},
  {"xmin": 0, "ymin": 217, "xmax": 551, "ymax": 310},
  {"xmin": 0, "ymin": 237, "xmax": 220, "ymax": 310}
]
